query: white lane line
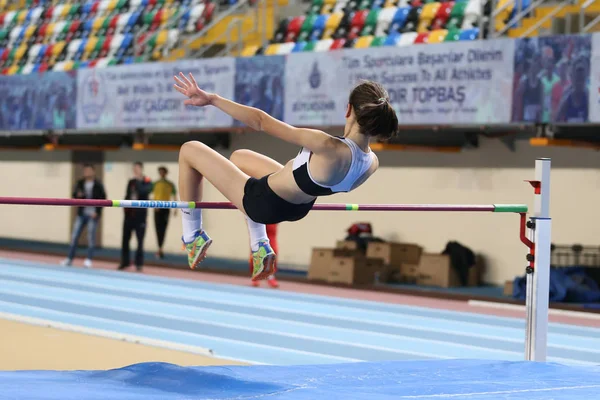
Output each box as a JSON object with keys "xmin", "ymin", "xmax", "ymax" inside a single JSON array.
[
  {"xmin": 469, "ymin": 299, "xmax": 600, "ymax": 320},
  {"xmin": 0, "ymin": 311, "xmax": 214, "ymax": 356},
  {"xmin": 0, "ymin": 301, "xmax": 359, "ymax": 364}
]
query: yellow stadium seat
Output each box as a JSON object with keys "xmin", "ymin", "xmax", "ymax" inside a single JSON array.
[
  {"xmin": 428, "ymin": 29, "xmax": 447, "ymax": 43},
  {"xmin": 7, "ymin": 64, "xmax": 18, "ymax": 75},
  {"xmin": 320, "ymin": 3, "xmax": 334, "ymax": 14},
  {"xmin": 354, "ymin": 35, "xmax": 373, "ymax": 48},
  {"xmin": 494, "ymin": 0, "xmax": 513, "ymax": 32},
  {"xmin": 384, "ymin": 0, "xmax": 396, "ymax": 8},
  {"xmin": 24, "ymin": 24, "xmax": 36, "ymax": 40},
  {"xmin": 264, "ymin": 43, "xmax": 280, "ymax": 55},
  {"xmin": 241, "ymin": 45, "xmax": 259, "ymax": 57},
  {"xmin": 16, "ymin": 9, "xmax": 26, "ymax": 24},
  {"xmin": 322, "ymin": 11, "xmax": 343, "ymax": 39},
  {"xmin": 156, "ymin": 30, "xmax": 168, "ymax": 47},
  {"xmin": 50, "ymin": 41, "xmax": 66, "ymax": 64},
  {"xmin": 93, "ymin": 16, "xmax": 106, "ymax": 33},
  {"xmin": 418, "ymin": 2, "xmax": 441, "ymax": 33},
  {"xmin": 62, "ymin": 4, "xmax": 71, "ymax": 18},
  {"xmin": 14, "ymin": 43, "xmax": 27, "ymax": 61},
  {"xmin": 108, "ymin": 0, "xmax": 119, "ymax": 11},
  {"xmin": 84, "ymin": 36, "xmax": 98, "ymax": 56},
  {"xmin": 62, "ymin": 60, "xmax": 75, "ymax": 71},
  {"xmin": 324, "ymin": 0, "xmax": 336, "ymax": 4}
]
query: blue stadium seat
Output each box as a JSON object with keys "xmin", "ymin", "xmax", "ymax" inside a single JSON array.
[
  {"xmin": 310, "ymin": 14, "xmax": 328, "ymax": 41},
  {"xmin": 384, "ymin": 31, "xmax": 401, "ymax": 46},
  {"xmin": 458, "ymin": 27, "xmax": 479, "ymax": 40},
  {"xmin": 124, "ymin": 56, "xmax": 135, "ymax": 64},
  {"xmin": 389, "ymin": 7, "xmax": 409, "ymax": 32},
  {"xmin": 292, "ymin": 41, "xmax": 307, "ymax": 52}
]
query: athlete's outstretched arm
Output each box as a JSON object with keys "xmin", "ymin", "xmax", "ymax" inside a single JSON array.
[{"xmin": 173, "ymin": 72, "xmax": 335, "ymax": 153}]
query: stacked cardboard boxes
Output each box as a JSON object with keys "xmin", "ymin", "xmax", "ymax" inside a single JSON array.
[
  {"xmin": 307, "ymin": 241, "xmax": 383, "ymax": 285},
  {"xmin": 308, "ymin": 240, "xmax": 483, "ymax": 288}
]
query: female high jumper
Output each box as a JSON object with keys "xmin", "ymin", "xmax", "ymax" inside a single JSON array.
[{"xmin": 173, "ymin": 72, "xmax": 398, "ymax": 281}]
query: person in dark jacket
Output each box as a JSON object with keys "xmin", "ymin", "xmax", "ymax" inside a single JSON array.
[
  {"xmin": 62, "ymin": 164, "xmax": 107, "ymax": 268},
  {"xmin": 118, "ymin": 161, "xmax": 153, "ymax": 271}
]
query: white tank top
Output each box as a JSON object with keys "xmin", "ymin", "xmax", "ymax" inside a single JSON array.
[{"xmin": 291, "ymin": 137, "xmax": 375, "ymax": 196}]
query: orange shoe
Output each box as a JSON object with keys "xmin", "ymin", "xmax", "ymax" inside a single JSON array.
[
  {"xmin": 267, "ymin": 276, "xmax": 279, "ymax": 288},
  {"xmin": 251, "ymin": 280, "xmax": 260, "ymax": 287}
]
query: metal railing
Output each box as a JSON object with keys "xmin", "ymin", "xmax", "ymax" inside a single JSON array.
[
  {"xmin": 579, "ymin": 0, "xmax": 600, "ymax": 32},
  {"xmin": 489, "ymin": 0, "xmax": 576, "ymax": 38}
]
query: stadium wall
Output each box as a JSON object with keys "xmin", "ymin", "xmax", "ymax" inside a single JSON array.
[{"xmin": 2, "ymin": 137, "xmax": 600, "ymax": 285}]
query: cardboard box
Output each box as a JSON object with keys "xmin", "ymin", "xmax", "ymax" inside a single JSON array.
[
  {"xmin": 467, "ymin": 255, "xmax": 485, "ymax": 287},
  {"xmin": 503, "ymin": 280, "xmax": 514, "ymax": 297},
  {"xmin": 328, "ymin": 256, "xmax": 383, "ymax": 285},
  {"xmin": 417, "ymin": 254, "xmax": 460, "ymax": 288},
  {"xmin": 366, "ymin": 242, "xmax": 422, "ymax": 266},
  {"xmin": 308, "ymin": 248, "xmax": 334, "ymax": 281},
  {"xmin": 336, "ymin": 240, "xmax": 359, "ymax": 251}
]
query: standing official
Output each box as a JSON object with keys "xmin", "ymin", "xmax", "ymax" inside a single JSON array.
[
  {"xmin": 152, "ymin": 166, "xmax": 177, "ymax": 259},
  {"xmin": 118, "ymin": 161, "xmax": 153, "ymax": 272}
]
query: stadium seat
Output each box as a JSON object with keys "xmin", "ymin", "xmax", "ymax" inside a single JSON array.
[
  {"xmin": 446, "ymin": 1, "xmax": 467, "ymax": 29},
  {"xmin": 494, "ymin": 0, "xmax": 512, "ymax": 32},
  {"xmin": 332, "ymin": 0, "xmax": 349, "ymax": 14},
  {"xmin": 297, "ymin": 13, "xmax": 316, "ymax": 42},
  {"xmin": 384, "ymin": 31, "xmax": 400, "ymax": 45},
  {"xmin": 310, "ymin": 14, "xmax": 328, "ymax": 41},
  {"xmin": 458, "ymin": 27, "xmax": 479, "ymax": 40},
  {"xmin": 354, "ymin": 35, "xmax": 373, "ymax": 48},
  {"xmin": 348, "ymin": 9, "xmax": 368, "ymax": 39},
  {"xmin": 370, "ymin": 35, "xmax": 385, "ymax": 46},
  {"xmin": 444, "ymin": 26, "xmax": 460, "ymax": 41},
  {"xmin": 389, "ymin": 7, "xmax": 409, "ymax": 32},
  {"xmin": 264, "ymin": 43, "xmax": 279, "ymax": 55},
  {"xmin": 309, "ymin": 0, "xmax": 324, "ymax": 14},
  {"xmin": 285, "ymin": 15, "xmax": 305, "ymax": 42},
  {"xmin": 314, "ymin": 38, "xmax": 333, "ymax": 51},
  {"xmin": 427, "ymin": 28, "xmax": 447, "ymax": 43},
  {"xmin": 403, "ymin": 5, "xmax": 421, "ymax": 32},
  {"xmin": 330, "ymin": 37, "xmax": 346, "ymax": 50},
  {"xmin": 372, "ymin": 0, "xmax": 385, "ymax": 9},
  {"xmin": 414, "ymin": 31, "xmax": 429, "ymax": 44},
  {"xmin": 333, "ymin": 10, "xmax": 354, "ymax": 39},
  {"xmin": 462, "ymin": 0, "xmax": 482, "ymax": 29},
  {"xmin": 292, "ymin": 40, "xmax": 306, "ymax": 52},
  {"xmin": 241, "ymin": 44, "xmax": 258, "ymax": 57},
  {"xmin": 303, "ymin": 39, "xmax": 317, "ymax": 51},
  {"xmin": 344, "ymin": 37, "xmax": 356, "ymax": 48},
  {"xmin": 21, "ymin": 62, "xmax": 34, "ymax": 74},
  {"xmin": 431, "ymin": 1, "xmax": 453, "ymax": 30},
  {"xmin": 276, "ymin": 41, "xmax": 295, "ymax": 54},
  {"xmin": 375, "ymin": 7, "xmax": 396, "ymax": 36},
  {"xmin": 357, "ymin": 0, "xmax": 372, "ymax": 11},
  {"xmin": 322, "ymin": 12, "xmax": 343, "ymax": 39},
  {"xmin": 95, "ymin": 57, "xmax": 111, "ymax": 68},
  {"xmin": 361, "ymin": 9, "xmax": 379, "ymax": 36},
  {"xmin": 418, "ymin": 2, "xmax": 440, "ymax": 32},
  {"xmin": 272, "ymin": 17, "xmax": 290, "ymax": 43},
  {"xmin": 397, "ymin": 31, "xmax": 416, "ymax": 45}
]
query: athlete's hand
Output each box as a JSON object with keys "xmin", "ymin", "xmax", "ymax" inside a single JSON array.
[{"xmin": 173, "ymin": 72, "xmax": 213, "ymax": 107}]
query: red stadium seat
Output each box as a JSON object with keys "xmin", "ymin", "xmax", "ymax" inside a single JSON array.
[
  {"xmin": 330, "ymin": 37, "xmax": 346, "ymax": 50},
  {"xmin": 431, "ymin": 1, "xmax": 453, "ymax": 30},
  {"xmin": 347, "ymin": 9, "xmax": 368, "ymax": 40},
  {"xmin": 285, "ymin": 16, "xmax": 305, "ymax": 42},
  {"xmin": 414, "ymin": 32, "xmax": 429, "ymax": 44}
]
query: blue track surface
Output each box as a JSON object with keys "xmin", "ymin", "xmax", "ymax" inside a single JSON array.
[
  {"xmin": 0, "ymin": 258, "xmax": 599, "ymax": 366},
  {"xmin": 2, "ymin": 360, "xmax": 600, "ymax": 399}
]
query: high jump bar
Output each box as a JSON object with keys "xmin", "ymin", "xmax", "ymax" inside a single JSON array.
[{"xmin": 0, "ymin": 197, "xmax": 528, "ymax": 213}]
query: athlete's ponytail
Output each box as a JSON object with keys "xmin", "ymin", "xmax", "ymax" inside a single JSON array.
[{"xmin": 348, "ymin": 81, "xmax": 398, "ymax": 140}]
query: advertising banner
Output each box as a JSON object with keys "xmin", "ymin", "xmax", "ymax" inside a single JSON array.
[
  {"xmin": 76, "ymin": 58, "xmax": 235, "ymax": 130},
  {"xmin": 513, "ymin": 34, "xmax": 591, "ymax": 123},
  {"xmin": 234, "ymin": 56, "xmax": 285, "ymax": 126},
  {"xmin": 285, "ymin": 39, "xmax": 515, "ymax": 126},
  {"xmin": 0, "ymin": 71, "xmax": 77, "ymax": 131}
]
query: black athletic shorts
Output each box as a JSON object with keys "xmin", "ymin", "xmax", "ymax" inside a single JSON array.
[{"xmin": 243, "ymin": 175, "xmax": 315, "ymax": 224}]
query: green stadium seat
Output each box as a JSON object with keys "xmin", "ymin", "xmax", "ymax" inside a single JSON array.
[
  {"xmin": 370, "ymin": 36, "xmax": 386, "ymax": 46},
  {"xmin": 303, "ymin": 39, "xmax": 317, "ymax": 52},
  {"xmin": 445, "ymin": 1, "xmax": 467, "ymax": 29},
  {"xmin": 443, "ymin": 27, "xmax": 460, "ymax": 41},
  {"xmin": 361, "ymin": 9, "xmax": 380, "ymax": 36},
  {"xmin": 297, "ymin": 13, "xmax": 317, "ymax": 43}
]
